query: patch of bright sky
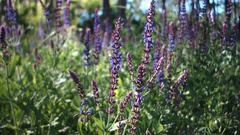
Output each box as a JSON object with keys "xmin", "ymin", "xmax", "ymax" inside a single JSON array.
[{"xmin": 128, "ymin": 0, "xmax": 224, "ymax": 13}]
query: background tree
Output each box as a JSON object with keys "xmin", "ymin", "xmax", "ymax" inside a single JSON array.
[{"xmin": 117, "ymin": 0, "xmax": 127, "ymax": 19}]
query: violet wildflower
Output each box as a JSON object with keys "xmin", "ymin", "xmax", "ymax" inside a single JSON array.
[
  {"xmin": 68, "ymin": 70, "xmax": 85, "ymax": 98},
  {"xmin": 38, "ymin": 0, "xmax": 51, "ymax": 30},
  {"xmin": 153, "ymin": 40, "xmax": 161, "ymax": 69},
  {"xmin": 179, "ymin": 0, "xmax": 187, "ymax": 40},
  {"xmin": 118, "ymin": 92, "xmax": 132, "ymax": 134},
  {"xmin": 1, "ymin": 26, "xmax": 9, "ymax": 62},
  {"xmin": 221, "ymin": 22, "xmax": 228, "ymax": 48},
  {"xmin": 220, "ymin": 0, "xmax": 234, "ymax": 48},
  {"xmin": 129, "ymin": 64, "xmax": 146, "ymax": 134},
  {"xmin": 157, "ymin": 44, "xmax": 167, "ymax": 89},
  {"xmin": 0, "ymin": 26, "xmax": 8, "ymax": 50},
  {"xmin": 166, "ymin": 64, "xmax": 172, "ymax": 91},
  {"xmin": 83, "ymin": 28, "xmax": 92, "ymax": 66},
  {"xmin": 199, "ymin": 0, "xmax": 208, "ymax": 53},
  {"xmin": 93, "ymin": 24, "xmax": 102, "ymax": 64},
  {"xmin": 34, "ymin": 48, "xmax": 41, "ymax": 62},
  {"xmin": 161, "ymin": 44, "xmax": 167, "ymax": 60},
  {"xmin": 167, "ymin": 70, "xmax": 188, "ymax": 107},
  {"xmin": 225, "ymin": 0, "xmax": 232, "ymax": 23},
  {"xmin": 188, "ymin": 28, "xmax": 196, "ymax": 49},
  {"xmin": 106, "ymin": 17, "xmax": 123, "ymax": 114},
  {"xmin": 126, "ymin": 52, "xmax": 134, "ymax": 79},
  {"xmin": 193, "ymin": 2, "xmax": 200, "ymax": 38},
  {"xmin": 168, "ymin": 22, "xmax": 175, "ymax": 53},
  {"xmin": 79, "ymin": 98, "xmax": 91, "ymax": 122},
  {"xmin": 55, "ymin": 0, "xmax": 62, "ymax": 33},
  {"xmin": 142, "ymin": 0, "xmax": 155, "ymax": 65},
  {"xmin": 7, "ymin": 0, "xmax": 17, "ymax": 29},
  {"xmin": 69, "ymin": 70, "xmax": 92, "ymax": 122},
  {"xmin": 135, "ymin": 64, "xmax": 146, "ymax": 93},
  {"xmin": 39, "ymin": 22, "xmax": 45, "ymax": 39},
  {"xmin": 161, "ymin": 9, "xmax": 167, "ymax": 41},
  {"xmin": 161, "ymin": 0, "xmax": 167, "ymax": 41},
  {"xmin": 63, "ymin": 0, "xmax": 71, "ymax": 28},
  {"xmin": 91, "ymin": 80, "xmax": 99, "ymax": 104},
  {"xmin": 148, "ymin": 57, "xmax": 164, "ymax": 88},
  {"xmin": 230, "ymin": 21, "xmax": 238, "ymax": 47},
  {"xmin": 93, "ymin": 8, "xmax": 102, "ymax": 64},
  {"xmin": 50, "ymin": 39, "xmax": 54, "ymax": 50},
  {"xmin": 208, "ymin": 11, "xmax": 217, "ymax": 46}
]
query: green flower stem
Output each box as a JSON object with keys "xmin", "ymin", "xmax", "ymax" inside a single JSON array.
[
  {"xmin": 6, "ymin": 64, "xmax": 18, "ymax": 135},
  {"xmin": 47, "ymin": 114, "xmax": 53, "ymax": 135}
]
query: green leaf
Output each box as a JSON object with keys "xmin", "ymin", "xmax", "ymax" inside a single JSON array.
[
  {"xmin": 92, "ymin": 116, "xmax": 104, "ymax": 131},
  {"xmin": 78, "ymin": 121, "xmax": 84, "ymax": 135},
  {"xmin": 8, "ymin": 53, "xmax": 21, "ymax": 78},
  {"xmin": 35, "ymin": 95, "xmax": 48, "ymax": 108},
  {"xmin": 156, "ymin": 123, "xmax": 164, "ymax": 133}
]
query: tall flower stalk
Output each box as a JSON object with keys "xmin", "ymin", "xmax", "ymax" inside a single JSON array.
[
  {"xmin": 142, "ymin": 0, "xmax": 155, "ymax": 65},
  {"xmin": 93, "ymin": 8, "xmax": 102, "ymax": 64},
  {"xmin": 69, "ymin": 70, "xmax": 92, "ymax": 122},
  {"xmin": 178, "ymin": 0, "xmax": 187, "ymax": 40},
  {"xmin": 1, "ymin": 25, "xmax": 17, "ymax": 135},
  {"xmin": 7, "ymin": 0, "xmax": 17, "ymax": 31},
  {"xmin": 55, "ymin": 0, "xmax": 62, "ymax": 33},
  {"xmin": 106, "ymin": 17, "xmax": 123, "ymax": 115},
  {"xmin": 38, "ymin": 0, "xmax": 51, "ymax": 31},
  {"xmin": 83, "ymin": 28, "xmax": 92, "ymax": 66},
  {"xmin": 126, "ymin": 52, "xmax": 134, "ymax": 81},
  {"xmin": 118, "ymin": 91, "xmax": 133, "ymax": 134},
  {"xmin": 167, "ymin": 70, "xmax": 188, "ymax": 107},
  {"xmin": 161, "ymin": 0, "xmax": 167, "ymax": 41},
  {"xmin": 129, "ymin": 1, "xmax": 155, "ymax": 134},
  {"xmin": 63, "ymin": 0, "xmax": 71, "ymax": 29}
]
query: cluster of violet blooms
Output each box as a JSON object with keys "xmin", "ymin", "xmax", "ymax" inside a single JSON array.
[
  {"xmin": 0, "ymin": 0, "xmax": 20, "ymax": 63},
  {"xmin": 68, "ymin": 0, "xmax": 191, "ymax": 134},
  {"xmin": 1, "ymin": 0, "xmax": 239, "ymax": 134}
]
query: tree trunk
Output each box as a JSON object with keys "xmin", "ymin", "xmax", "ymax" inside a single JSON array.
[
  {"xmin": 118, "ymin": 0, "xmax": 126, "ymax": 19},
  {"xmin": 103, "ymin": 0, "xmax": 111, "ymax": 20}
]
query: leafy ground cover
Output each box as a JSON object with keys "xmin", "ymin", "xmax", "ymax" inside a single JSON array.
[{"xmin": 0, "ymin": 0, "xmax": 240, "ymax": 135}]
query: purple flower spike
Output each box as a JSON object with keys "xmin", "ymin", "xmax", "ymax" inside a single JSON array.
[
  {"xmin": 83, "ymin": 28, "xmax": 92, "ymax": 66},
  {"xmin": 7, "ymin": 0, "xmax": 17, "ymax": 28},
  {"xmin": 167, "ymin": 70, "xmax": 188, "ymax": 107},
  {"xmin": 142, "ymin": 0, "xmax": 155, "ymax": 65},
  {"xmin": 126, "ymin": 52, "xmax": 134, "ymax": 77},
  {"xmin": 168, "ymin": 22, "xmax": 175, "ymax": 53},
  {"xmin": 68, "ymin": 70, "xmax": 85, "ymax": 98},
  {"xmin": 55, "ymin": 0, "xmax": 62, "ymax": 33},
  {"xmin": 106, "ymin": 17, "xmax": 124, "ymax": 114},
  {"xmin": 118, "ymin": 91, "xmax": 133, "ymax": 134},
  {"xmin": 0, "ymin": 26, "xmax": 8, "ymax": 49},
  {"xmin": 63, "ymin": 0, "xmax": 71, "ymax": 28},
  {"xmin": 38, "ymin": 0, "xmax": 51, "ymax": 31},
  {"xmin": 92, "ymin": 80, "xmax": 99, "ymax": 104},
  {"xmin": 93, "ymin": 8, "xmax": 102, "ymax": 64}
]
